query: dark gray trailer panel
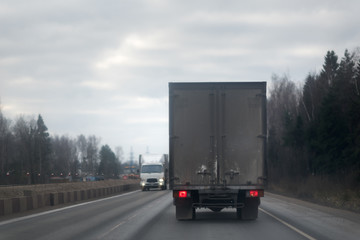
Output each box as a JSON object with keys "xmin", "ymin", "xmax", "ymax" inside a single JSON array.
[{"xmin": 169, "ymin": 82, "xmax": 266, "ymax": 189}]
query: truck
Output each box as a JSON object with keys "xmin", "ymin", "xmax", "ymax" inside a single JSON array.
[
  {"xmin": 169, "ymin": 82, "xmax": 267, "ymax": 220},
  {"xmin": 139, "ymin": 154, "xmax": 168, "ymax": 191}
]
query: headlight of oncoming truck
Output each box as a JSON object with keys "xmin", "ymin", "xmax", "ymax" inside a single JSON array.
[{"xmin": 159, "ymin": 178, "xmax": 164, "ymax": 185}]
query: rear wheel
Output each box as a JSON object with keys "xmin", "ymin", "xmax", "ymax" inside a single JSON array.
[{"xmin": 192, "ymin": 207, "xmax": 196, "ymax": 220}]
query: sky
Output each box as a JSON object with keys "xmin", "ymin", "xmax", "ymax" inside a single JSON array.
[{"xmin": 1, "ymin": 0, "xmax": 360, "ymax": 161}]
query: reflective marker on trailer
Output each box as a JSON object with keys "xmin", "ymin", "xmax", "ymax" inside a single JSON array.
[{"xmin": 179, "ymin": 191, "xmax": 187, "ymax": 198}]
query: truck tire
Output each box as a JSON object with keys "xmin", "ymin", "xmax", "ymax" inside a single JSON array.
[{"xmin": 237, "ymin": 197, "xmax": 259, "ymax": 220}]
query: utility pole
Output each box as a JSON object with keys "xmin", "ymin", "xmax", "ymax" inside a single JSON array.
[
  {"xmin": 129, "ymin": 147, "xmax": 135, "ymax": 174},
  {"xmin": 129, "ymin": 147, "xmax": 134, "ymax": 164}
]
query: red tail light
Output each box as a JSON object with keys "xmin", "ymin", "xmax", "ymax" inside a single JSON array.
[
  {"xmin": 249, "ymin": 190, "xmax": 259, "ymax": 197},
  {"xmin": 179, "ymin": 191, "xmax": 187, "ymax": 198},
  {"xmin": 246, "ymin": 190, "xmax": 264, "ymax": 197}
]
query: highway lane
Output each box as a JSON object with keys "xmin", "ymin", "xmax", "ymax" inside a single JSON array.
[
  {"xmin": 1, "ymin": 190, "xmax": 359, "ymax": 240},
  {"xmin": 0, "ymin": 190, "xmax": 171, "ymax": 240}
]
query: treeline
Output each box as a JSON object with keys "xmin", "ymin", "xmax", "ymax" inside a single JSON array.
[
  {"xmin": 267, "ymin": 49, "xmax": 360, "ymax": 189},
  {"xmin": 0, "ymin": 113, "xmax": 125, "ymax": 184}
]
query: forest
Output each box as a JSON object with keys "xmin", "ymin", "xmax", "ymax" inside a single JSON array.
[
  {"xmin": 267, "ymin": 49, "xmax": 360, "ymax": 203},
  {"xmin": 0, "ymin": 113, "xmax": 124, "ymax": 184}
]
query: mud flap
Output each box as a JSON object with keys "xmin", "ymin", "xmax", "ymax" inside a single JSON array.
[
  {"xmin": 176, "ymin": 205, "xmax": 194, "ymax": 220},
  {"xmin": 175, "ymin": 198, "xmax": 194, "ymax": 220},
  {"xmin": 237, "ymin": 197, "xmax": 260, "ymax": 220}
]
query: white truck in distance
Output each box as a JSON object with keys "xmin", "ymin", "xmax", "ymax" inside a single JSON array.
[{"xmin": 139, "ymin": 154, "xmax": 168, "ymax": 191}]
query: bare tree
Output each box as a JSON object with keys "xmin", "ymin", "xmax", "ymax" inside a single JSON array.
[
  {"xmin": 51, "ymin": 135, "xmax": 78, "ymax": 176},
  {"xmin": 0, "ymin": 105, "xmax": 12, "ymax": 182},
  {"xmin": 115, "ymin": 146, "xmax": 124, "ymax": 163},
  {"xmin": 12, "ymin": 115, "xmax": 37, "ymax": 183},
  {"xmin": 77, "ymin": 134, "xmax": 87, "ymax": 175},
  {"xmin": 87, "ymin": 135, "xmax": 100, "ymax": 175},
  {"xmin": 76, "ymin": 134, "xmax": 100, "ymax": 176},
  {"xmin": 268, "ymin": 74, "xmax": 299, "ymax": 143},
  {"xmin": 267, "ymin": 74, "xmax": 304, "ymax": 181}
]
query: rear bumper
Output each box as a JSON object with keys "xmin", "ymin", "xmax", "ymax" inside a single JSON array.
[
  {"xmin": 173, "ymin": 188, "xmax": 263, "ymax": 209},
  {"xmin": 172, "ymin": 185, "xmax": 264, "ymax": 191}
]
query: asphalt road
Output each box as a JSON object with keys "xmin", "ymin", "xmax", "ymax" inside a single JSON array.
[{"xmin": 0, "ymin": 190, "xmax": 359, "ymax": 240}]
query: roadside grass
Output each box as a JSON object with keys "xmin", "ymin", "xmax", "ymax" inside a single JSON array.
[{"xmin": 268, "ymin": 175, "xmax": 360, "ymax": 213}]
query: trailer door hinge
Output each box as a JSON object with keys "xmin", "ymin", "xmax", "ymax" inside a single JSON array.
[{"xmin": 225, "ymin": 170, "xmax": 240, "ymax": 180}]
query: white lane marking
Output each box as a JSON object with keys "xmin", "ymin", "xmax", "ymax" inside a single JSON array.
[
  {"xmin": 259, "ymin": 208, "xmax": 317, "ymax": 240},
  {"xmin": 97, "ymin": 221, "xmax": 126, "ymax": 239},
  {"xmin": 97, "ymin": 192, "xmax": 172, "ymax": 239},
  {"xmin": 0, "ymin": 190, "xmax": 141, "ymax": 227}
]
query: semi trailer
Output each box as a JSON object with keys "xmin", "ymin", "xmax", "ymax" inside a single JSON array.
[{"xmin": 169, "ymin": 82, "xmax": 267, "ymax": 220}]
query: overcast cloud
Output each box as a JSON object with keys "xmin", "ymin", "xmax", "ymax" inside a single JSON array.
[{"xmin": 1, "ymin": 0, "xmax": 359, "ymax": 160}]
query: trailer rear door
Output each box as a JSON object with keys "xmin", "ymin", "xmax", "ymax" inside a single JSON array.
[{"xmin": 169, "ymin": 82, "xmax": 266, "ymax": 188}]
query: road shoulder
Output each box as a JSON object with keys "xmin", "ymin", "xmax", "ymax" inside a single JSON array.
[{"xmin": 264, "ymin": 191, "xmax": 360, "ymax": 223}]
